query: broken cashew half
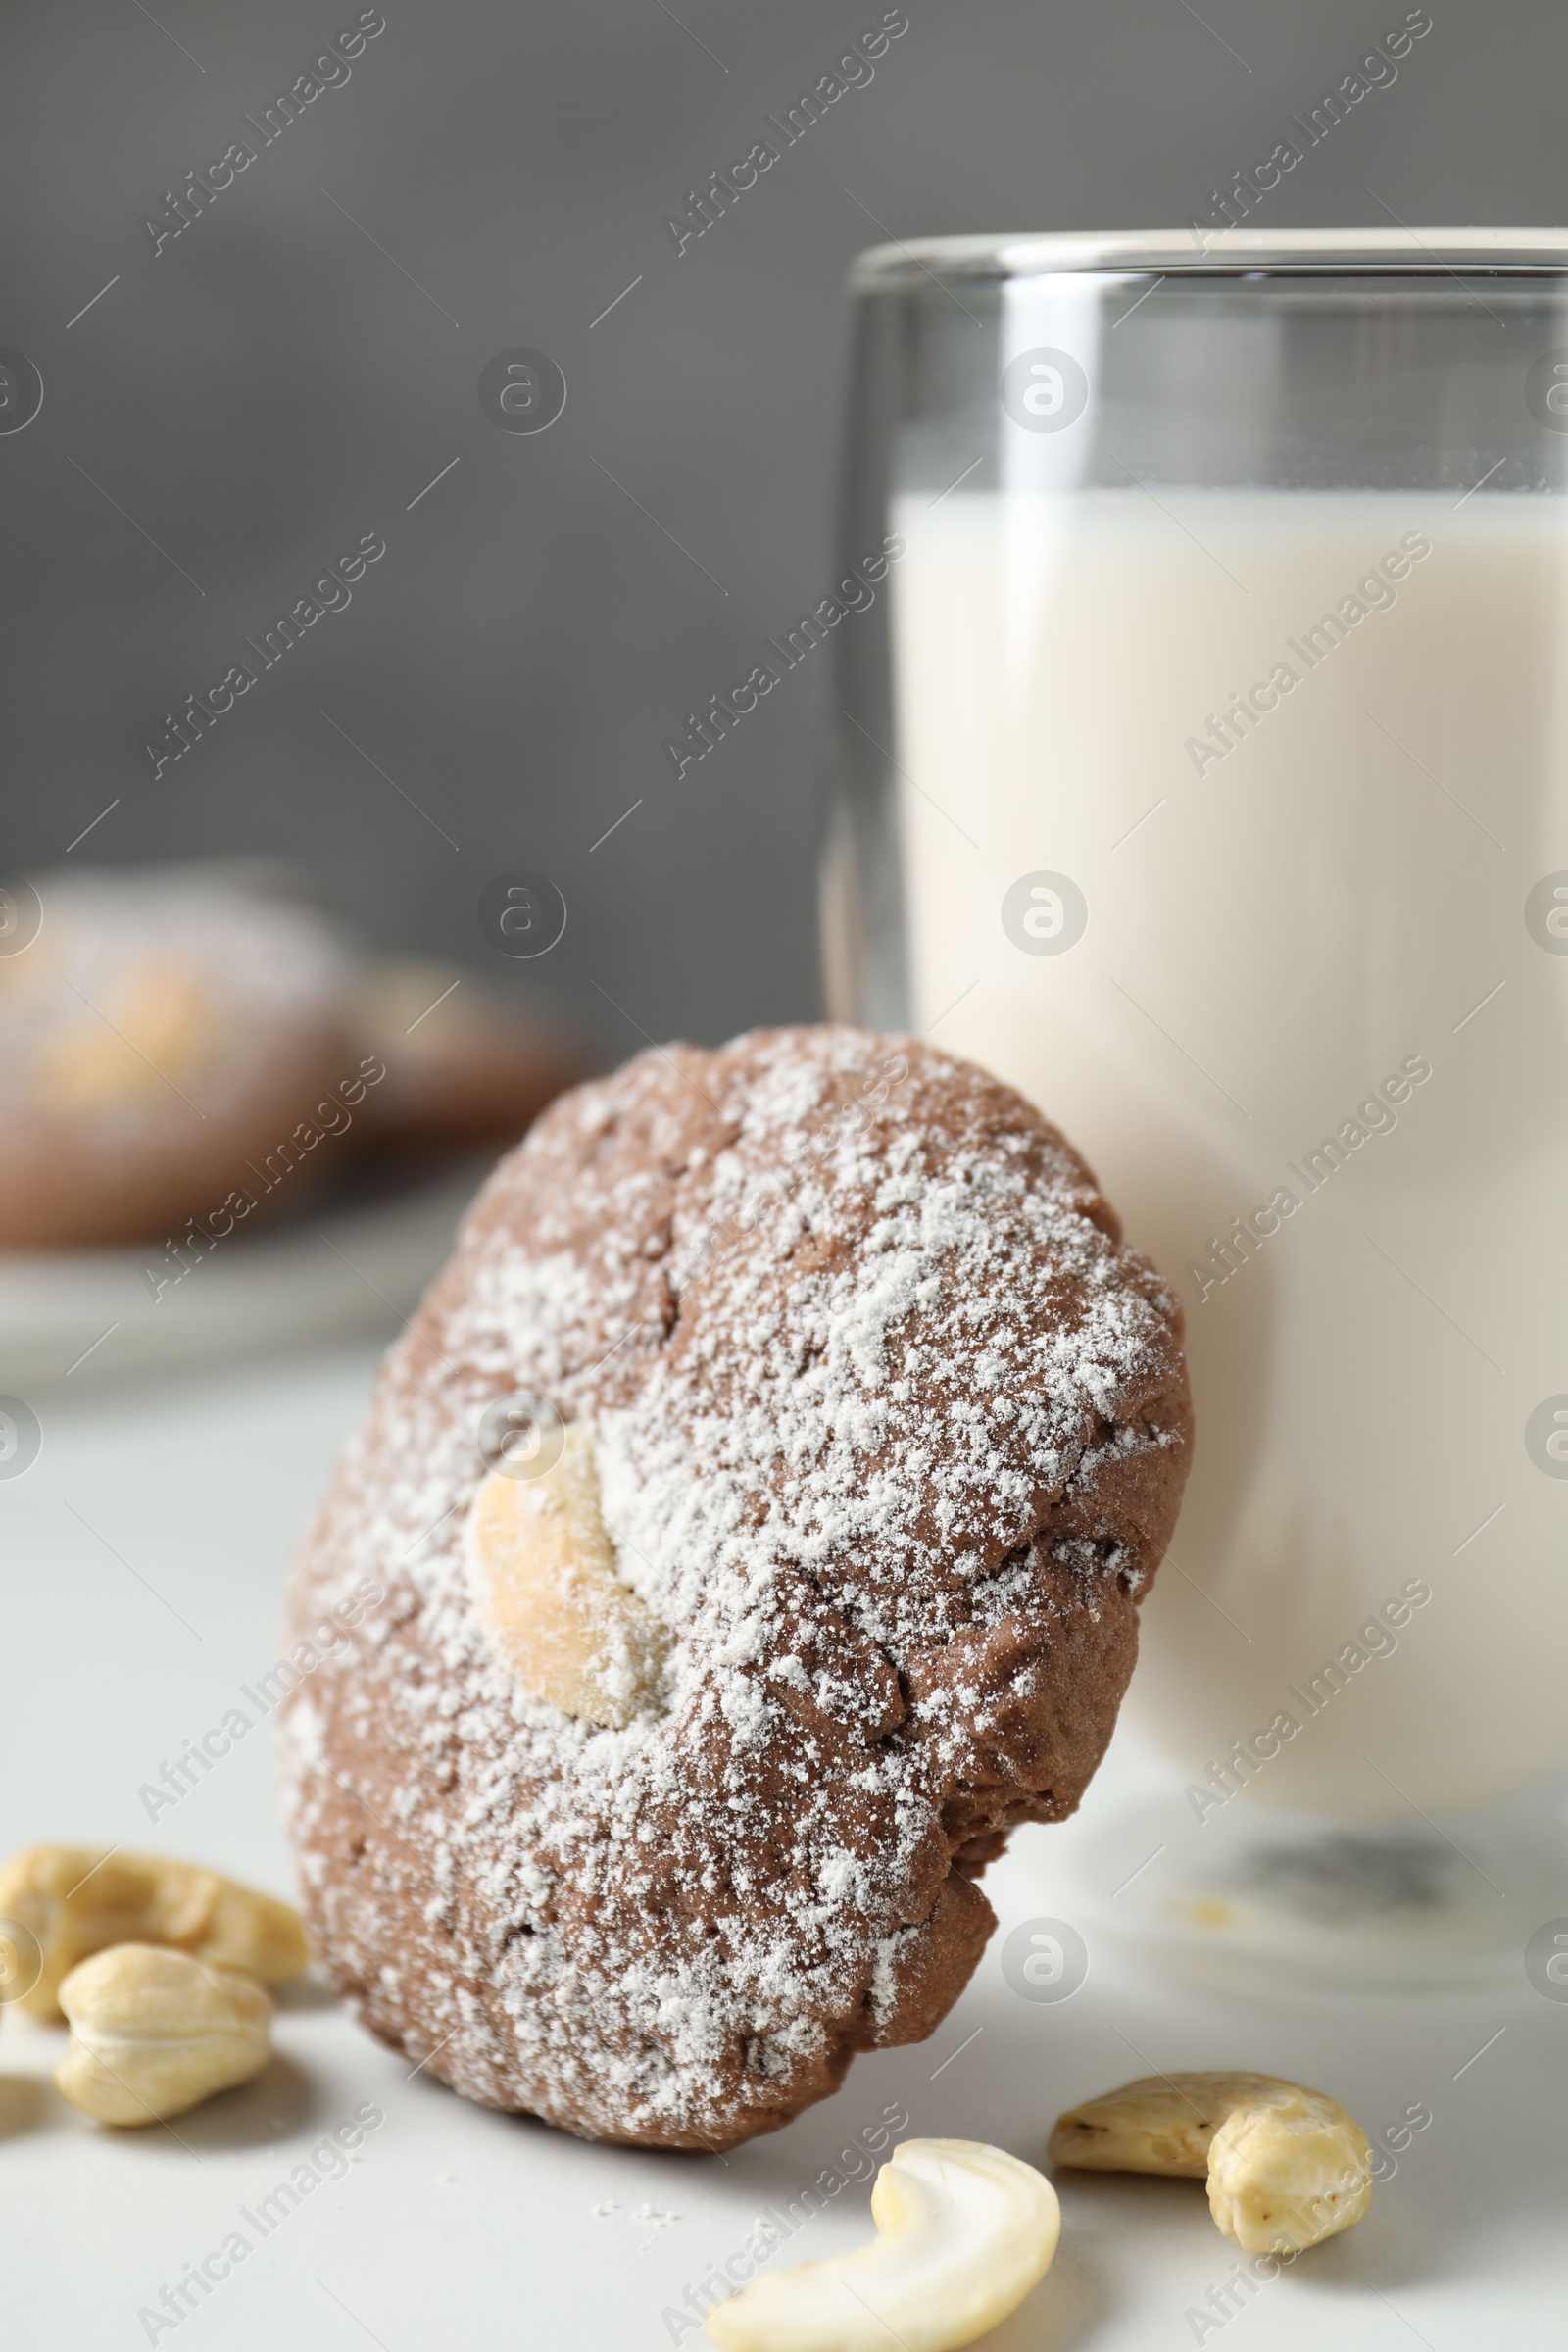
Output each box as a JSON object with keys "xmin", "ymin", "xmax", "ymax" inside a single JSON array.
[
  {"xmin": 464, "ymin": 1426, "xmax": 667, "ymax": 1730},
  {"xmin": 1049, "ymin": 2071, "xmax": 1372, "ymax": 2253},
  {"xmin": 707, "ymin": 2138, "xmax": 1060, "ymax": 2352}
]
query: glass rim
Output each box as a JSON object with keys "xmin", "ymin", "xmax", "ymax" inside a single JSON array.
[{"xmin": 849, "ymin": 227, "xmax": 1568, "ymax": 290}]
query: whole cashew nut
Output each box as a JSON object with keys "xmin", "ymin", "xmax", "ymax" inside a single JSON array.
[
  {"xmin": 0, "ymin": 1844, "xmax": 307, "ymax": 2021},
  {"xmin": 707, "ymin": 2138, "xmax": 1060, "ymax": 2352},
  {"xmin": 1049, "ymin": 2070, "xmax": 1373, "ymax": 2253},
  {"xmin": 56, "ymin": 1943, "xmax": 273, "ymax": 2126}
]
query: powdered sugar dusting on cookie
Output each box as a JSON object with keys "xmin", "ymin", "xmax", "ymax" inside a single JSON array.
[{"xmin": 280, "ymin": 1026, "xmax": 1191, "ymax": 2146}]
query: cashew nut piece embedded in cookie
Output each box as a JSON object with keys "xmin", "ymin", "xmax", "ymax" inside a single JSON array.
[
  {"xmin": 56, "ymin": 1944, "xmax": 273, "ymax": 2127},
  {"xmin": 30, "ymin": 958, "xmax": 219, "ymax": 1114},
  {"xmin": 706, "ymin": 2138, "xmax": 1060, "ymax": 2352},
  {"xmin": 0, "ymin": 1844, "xmax": 309, "ymax": 2021},
  {"xmin": 464, "ymin": 1426, "xmax": 668, "ymax": 1729},
  {"xmin": 1049, "ymin": 2070, "xmax": 1373, "ymax": 2253}
]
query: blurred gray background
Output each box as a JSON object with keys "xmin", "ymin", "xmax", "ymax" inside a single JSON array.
[{"xmin": 2, "ymin": 0, "xmax": 1561, "ymax": 1060}]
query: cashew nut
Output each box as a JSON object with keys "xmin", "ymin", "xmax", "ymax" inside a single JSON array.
[
  {"xmin": 56, "ymin": 1943, "xmax": 273, "ymax": 2126},
  {"xmin": 707, "ymin": 2138, "xmax": 1060, "ymax": 2352},
  {"xmin": 1049, "ymin": 2070, "xmax": 1372, "ymax": 2253},
  {"xmin": 31, "ymin": 958, "xmax": 217, "ymax": 1113},
  {"xmin": 463, "ymin": 1427, "xmax": 668, "ymax": 1728},
  {"xmin": 0, "ymin": 1844, "xmax": 308, "ymax": 2020}
]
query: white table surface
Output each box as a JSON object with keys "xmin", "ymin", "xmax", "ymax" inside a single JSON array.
[{"xmin": 5, "ymin": 1343, "xmax": 1562, "ymax": 2350}]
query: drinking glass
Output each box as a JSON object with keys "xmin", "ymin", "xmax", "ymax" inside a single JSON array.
[{"xmin": 824, "ymin": 230, "xmax": 1568, "ymax": 1984}]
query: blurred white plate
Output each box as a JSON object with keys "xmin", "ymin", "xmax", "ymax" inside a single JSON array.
[{"xmin": 0, "ymin": 1158, "xmax": 487, "ymax": 1392}]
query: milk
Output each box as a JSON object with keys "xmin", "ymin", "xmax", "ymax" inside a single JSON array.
[{"xmin": 888, "ymin": 487, "xmax": 1568, "ymax": 1816}]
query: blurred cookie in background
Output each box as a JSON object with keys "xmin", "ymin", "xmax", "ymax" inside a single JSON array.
[
  {"xmin": 345, "ymin": 959, "xmax": 587, "ymax": 1154},
  {"xmin": 0, "ymin": 866, "xmax": 351, "ymax": 1250}
]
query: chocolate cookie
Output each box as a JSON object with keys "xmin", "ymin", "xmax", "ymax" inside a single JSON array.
[
  {"xmin": 344, "ymin": 959, "xmax": 586, "ymax": 1152},
  {"xmin": 0, "ymin": 866, "xmax": 350, "ymax": 1250},
  {"xmin": 280, "ymin": 1026, "xmax": 1192, "ymax": 2148}
]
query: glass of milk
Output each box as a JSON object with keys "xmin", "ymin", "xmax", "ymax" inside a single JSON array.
[{"xmin": 824, "ymin": 231, "xmax": 1568, "ymax": 1984}]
